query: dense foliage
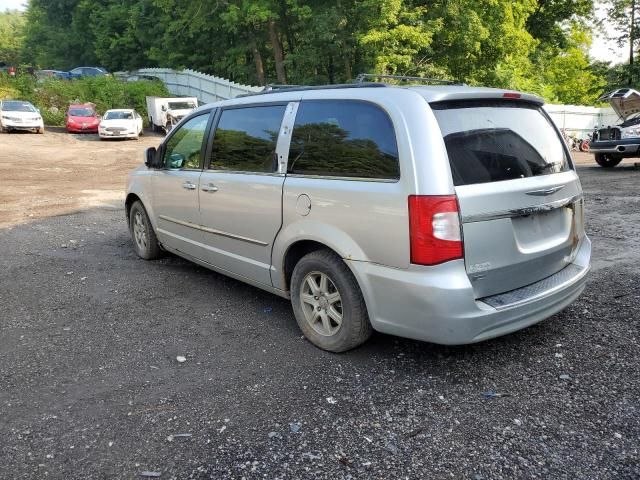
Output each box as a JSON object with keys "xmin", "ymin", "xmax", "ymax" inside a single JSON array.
[
  {"xmin": 1, "ymin": 0, "xmax": 632, "ymax": 104},
  {"xmin": 605, "ymin": 0, "xmax": 640, "ymax": 84},
  {"xmin": 0, "ymin": 10, "xmax": 25, "ymax": 66},
  {"xmin": 0, "ymin": 75, "xmax": 169, "ymax": 125}
]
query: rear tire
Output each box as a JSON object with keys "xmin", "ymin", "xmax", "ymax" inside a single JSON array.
[
  {"xmin": 290, "ymin": 249, "xmax": 372, "ymax": 352},
  {"xmin": 129, "ymin": 201, "xmax": 161, "ymax": 260},
  {"xmin": 595, "ymin": 153, "xmax": 622, "ymax": 168}
]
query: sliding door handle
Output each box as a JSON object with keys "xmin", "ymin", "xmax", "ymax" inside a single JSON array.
[{"xmin": 201, "ymin": 183, "xmax": 218, "ymax": 193}]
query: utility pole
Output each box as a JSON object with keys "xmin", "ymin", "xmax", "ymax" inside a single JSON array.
[{"xmin": 630, "ymin": 0, "xmax": 636, "ymax": 85}]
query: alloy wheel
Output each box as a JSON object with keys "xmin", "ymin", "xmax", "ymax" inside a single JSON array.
[{"xmin": 299, "ymin": 271, "xmax": 343, "ymax": 336}]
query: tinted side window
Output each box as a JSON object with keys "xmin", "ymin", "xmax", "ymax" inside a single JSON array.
[
  {"xmin": 288, "ymin": 100, "xmax": 399, "ymax": 180},
  {"xmin": 163, "ymin": 113, "xmax": 210, "ymax": 169},
  {"xmin": 210, "ymin": 105, "xmax": 286, "ymax": 173}
]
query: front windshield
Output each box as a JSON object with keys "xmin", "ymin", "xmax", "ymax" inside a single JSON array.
[
  {"xmin": 2, "ymin": 101, "xmax": 37, "ymax": 113},
  {"xmin": 69, "ymin": 108, "xmax": 95, "ymax": 117},
  {"xmin": 168, "ymin": 102, "xmax": 196, "ymax": 110},
  {"xmin": 104, "ymin": 111, "xmax": 133, "ymax": 120}
]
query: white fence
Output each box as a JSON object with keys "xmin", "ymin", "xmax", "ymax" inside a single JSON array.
[
  {"xmin": 137, "ymin": 68, "xmax": 261, "ymax": 103},
  {"xmin": 544, "ymin": 104, "xmax": 619, "ymax": 139},
  {"xmin": 137, "ymin": 68, "xmax": 621, "ymax": 139}
]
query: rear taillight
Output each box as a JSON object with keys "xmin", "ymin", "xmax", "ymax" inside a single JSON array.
[{"xmin": 408, "ymin": 195, "xmax": 463, "ymax": 265}]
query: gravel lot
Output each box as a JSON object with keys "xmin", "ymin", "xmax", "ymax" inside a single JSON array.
[{"xmin": 0, "ymin": 132, "xmax": 638, "ymax": 479}]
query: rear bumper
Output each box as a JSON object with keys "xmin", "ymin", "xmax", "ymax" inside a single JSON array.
[{"xmin": 350, "ymin": 236, "xmax": 591, "ymax": 345}]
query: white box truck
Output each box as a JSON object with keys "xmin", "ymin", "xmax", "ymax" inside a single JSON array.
[{"xmin": 146, "ymin": 96, "xmax": 198, "ymax": 133}]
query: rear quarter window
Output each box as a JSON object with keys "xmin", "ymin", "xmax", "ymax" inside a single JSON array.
[
  {"xmin": 431, "ymin": 100, "xmax": 571, "ymax": 186},
  {"xmin": 288, "ymin": 100, "xmax": 400, "ymax": 180}
]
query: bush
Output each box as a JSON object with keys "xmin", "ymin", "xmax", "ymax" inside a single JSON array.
[{"xmin": 0, "ymin": 74, "xmax": 169, "ymax": 126}]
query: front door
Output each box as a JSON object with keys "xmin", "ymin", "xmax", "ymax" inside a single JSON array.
[
  {"xmin": 197, "ymin": 104, "xmax": 292, "ymax": 286},
  {"xmin": 151, "ymin": 112, "xmax": 211, "ymax": 259}
]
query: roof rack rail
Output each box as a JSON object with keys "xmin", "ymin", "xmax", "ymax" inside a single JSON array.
[
  {"xmin": 238, "ymin": 82, "xmax": 389, "ymax": 97},
  {"xmin": 354, "ymin": 73, "xmax": 459, "ymax": 85},
  {"xmin": 262, "ymin": 84, "xmax": 302, "ymax": 92}
]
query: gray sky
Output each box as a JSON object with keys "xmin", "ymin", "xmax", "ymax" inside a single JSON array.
[
  {"xmin": 0, "ymin": 0, "xmax": 628, "ymax": 65},
  {"xmin": 0, "ymin": 0, "xmax": 25, "ymax": 12},
  {"xmin": 592, "ymin": 3, "xmax": 627, "ymax": 64}
]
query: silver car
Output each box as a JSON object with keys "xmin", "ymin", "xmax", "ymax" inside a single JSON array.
[{"xmin": 126, "ymin": 83, "xmax": 590, "ymax": 352}]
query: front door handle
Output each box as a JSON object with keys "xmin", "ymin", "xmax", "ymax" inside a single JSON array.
[
  {"xmin": 201, "ymin": 183, "xmax": 218, "ymax": 193},
  {"xmin": 182, "ymin": 181, "xmax": 197, "ymax": 190}
]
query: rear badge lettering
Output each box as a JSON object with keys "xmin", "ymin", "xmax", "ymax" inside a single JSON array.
[{"xmin": 469, "ymin": 262, "xmax": 491, "ymax": 274}]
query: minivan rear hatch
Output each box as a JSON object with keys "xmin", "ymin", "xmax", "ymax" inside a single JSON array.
[{"xmin": 431, "ymin": 98, "xmax": 585, "ymax": 298}]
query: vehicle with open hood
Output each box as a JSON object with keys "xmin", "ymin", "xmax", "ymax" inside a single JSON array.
[{"xmin": 590, "ymin": 88, "xmax": 640, "ymax": 167}]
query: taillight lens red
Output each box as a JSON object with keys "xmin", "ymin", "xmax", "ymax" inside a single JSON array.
[{"xmin": 408, "ymin": 195, "xmax": 463, "ymax": 265}]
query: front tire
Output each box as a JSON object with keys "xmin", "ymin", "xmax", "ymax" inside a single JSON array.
[
  {"xmin": 290, "ymin": 249, "xmax": 372, "ymax": 352},
  {"xmin": 595, "ymin": 153, "xmax": 622, "ymax": 168},
  {"xmin": 37, "ymin": 127, "xmax": 44, "ymax": 134},
  {"xmin": 129, "ymin": 201, "xmax": 161, "ymax": 260}
]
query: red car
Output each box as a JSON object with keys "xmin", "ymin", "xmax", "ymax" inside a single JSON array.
[{"xmin": 66, "ymin": 103, "xmax": 100, "ymax": 133}]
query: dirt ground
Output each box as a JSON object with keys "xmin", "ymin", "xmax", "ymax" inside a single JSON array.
[
  {"xmin": 0, "ymin": 129, "xmax": 162, "ymax": 229},
  {"xmin": 1, "ymin": 129, "xmax": 639, "ymax": 229}
]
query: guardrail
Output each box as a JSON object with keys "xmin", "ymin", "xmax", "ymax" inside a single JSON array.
[{"xmin": 136, "ymin": 68, "xmax": 261, "ymax": 103}]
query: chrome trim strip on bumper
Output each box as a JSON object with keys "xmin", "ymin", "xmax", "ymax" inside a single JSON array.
[
  {"xmin": 158, "ymin": 215, "xmax": 268, "ymax": 246},
  {"xmin": 462, "ymin": 194, "xmax": 583, "ymax": 223}
]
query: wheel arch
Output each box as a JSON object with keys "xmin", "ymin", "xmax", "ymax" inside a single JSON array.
[
  {"xmin": 125, "ymin": 192, "xmax": 142, "ymax": 222},
  {"xmin": 278, "ymin": 237, "xmax": 367, "ymax": 297}
]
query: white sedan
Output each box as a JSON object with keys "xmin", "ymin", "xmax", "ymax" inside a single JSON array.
[
  {"xmin": 99, "ymin": 109, "xmax": 143, "ymax": 140},
  {"xmin": 0, "ymin": 100, "xmax": 44, "ymax": 134}
]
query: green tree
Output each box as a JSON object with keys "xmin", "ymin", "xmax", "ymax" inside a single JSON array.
[
  {"xmin": 605, "ymin": 0, "xmax": 640, "ymax": 84},
  {"xmin": 539, "ymin": 24, "xmax": 606, "ymax": 103},
  {"xmin": 0, "ymin": 10, "xmax": 25, "ymax": 65}
]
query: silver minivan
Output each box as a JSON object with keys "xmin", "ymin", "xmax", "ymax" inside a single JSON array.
[{"xmin": 126, "ymin": 82, "xmax": 590, "ymax": 352}]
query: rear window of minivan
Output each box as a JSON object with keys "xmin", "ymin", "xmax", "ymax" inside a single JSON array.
[{"xmin": 431, "ymin": 100, "xmax": 571, "ymax": 186}]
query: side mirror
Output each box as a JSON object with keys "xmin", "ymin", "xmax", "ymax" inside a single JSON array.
[
  {"xmin": 161, "ymin": 105, "xmax": 167, "ymax": 112},
  {"xmin": 144, "ymin": 147, "xmax": 162, "ymax": 169}
]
